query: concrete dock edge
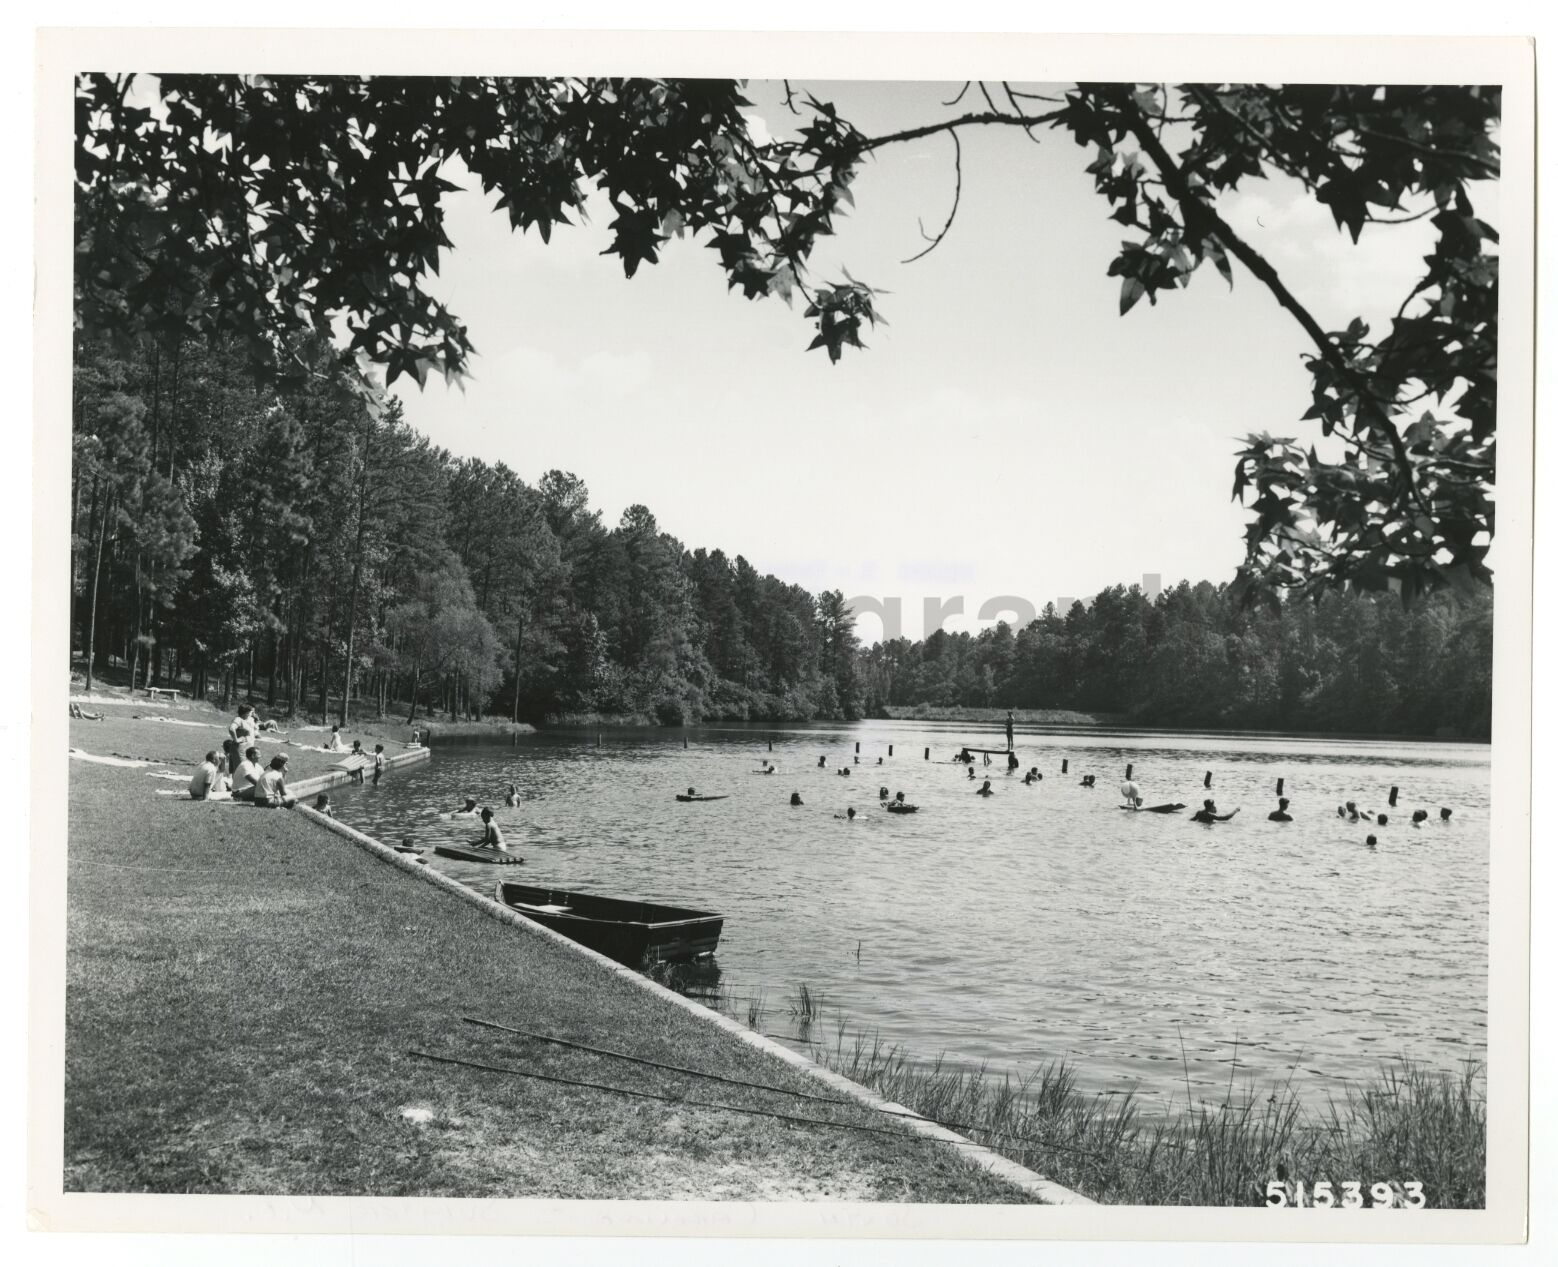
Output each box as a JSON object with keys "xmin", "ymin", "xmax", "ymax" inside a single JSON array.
[{"xmin": 294, "ymin": 800, "xmax": 1096, "ymax": 1206}]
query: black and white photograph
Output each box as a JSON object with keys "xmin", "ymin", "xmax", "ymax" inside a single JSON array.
[{"xmin": 26, "ymin": 21, "xmax": 1538, "ymax": 1252}]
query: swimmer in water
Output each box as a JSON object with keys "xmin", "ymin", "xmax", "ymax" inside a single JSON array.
[
  {"xmin": 817, "ymin": 755, "xmax": 827, "ymax": 768},
  {"xmin": 838, "ymin": 767, "xmax": 851, "ymax": 777},
  {"xmin": 449, "ymin": 796, "xmax": 479, "ymax": 818},
  {"xmin": 1366, "ymin": 834, "xmax": 1378, "ymax": 848},
  {"xmin": 1268, "ymin": 797, "xmax": 1293, "ymax": 822},
  {"xmin": 504, "ymin": 783, "xmax": 520, "ymax": 806},
  {"xmin": 967, "ymin": 765, "xmax": 976, "ymax": 780},
  {"xmin": 835, "ymin": 807, "xmax": 858, "ymax": 821},
  {"xmin": 790, "ymin": 791, "xmax": 804, "ymax": 806},
  {"xmin": 313, "ymin": 793, "xmax": 334, "ymax": 818},
  {"xmin": 879, "ymin": 786, "xmax": 890, "ymax": 800},
  {"xmin": 1376, "ymin": 813, "xmax": 1389, "ymax": 827},
  {"xmin": 1190, "ymin": 798, "xmax": 1239, "ymax": 824},
  {"xmin": 475, "ymin": 806, "xmax": 508, "ymax": 852},
  {"xmin": 976, "ymin": 779, "xmax": 994, "ymax": 797},
  {"xmin": 1440, "ymin": 806, "xmax": 1453, "ymax": 822}
]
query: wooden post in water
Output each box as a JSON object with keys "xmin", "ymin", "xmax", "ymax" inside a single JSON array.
[
  {"xmin": 1389, "ymin": 785, "xmax": 1399, "ymax": 807},
  {"xmin": 924, "ymin": 747, "xmax": 930, "ymax": 760},
  {"xmin": 769, "ymin": 740, "xmax": 773, "ymax": 752},
  {"xmin": 1125, "ymin": 763, "xmax": 1134, "ymax": 781},
  {"xmin": 1062, "ymin": 759, "xmax": 1069, "ymax": 774},
  {"xmin": 1204, "ymin": 770, "xmax": 1213, "ymax": 789},
  {"xmin": 855, "ymin": 741, "xmax": 860, "ymax": 754},
  {"xmin": 888, "ymin": 745, "xmax": 893, "ymax": 756},
  {"xmin": 1276, "ymin": 777, "xmax": 1285, "ymax": 796}
]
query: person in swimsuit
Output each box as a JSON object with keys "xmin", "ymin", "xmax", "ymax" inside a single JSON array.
[
  {"xmin": 1268, "ymin": 797, "xmax": 1293, "ymax": 822},
  {"xmin": 313, "ymin": 793, "xmax": 335, "ymax": 818},
  {"xmin": 504, "ymin": 783, "xmax": 520, "ymax": 806},
  {"xmin": 976, "ymin": 779, "xmax": 994, "ymax": 797},
  {"xmin": 1190, "ymin": 798, "xmax": 1238, "ymax": 824},
  {"xmin": 326, "ymin": 726, "xmax": 345, "ymax": 752},
  {"xmin": 475, "ymin": 806, "xmax": 507, "ymax": 852},
  {"xmin": 790, "ymin": 791, "xmax": 804, "ymax": 806},
  {"xmin": 449, "ymin": 797, "xmax": 480, "ymax": 818},
  {"xmin": 372, "ymin": 743, "xmax": 386, "ymax": 785}
]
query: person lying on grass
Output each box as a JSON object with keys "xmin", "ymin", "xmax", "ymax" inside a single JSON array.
[
  {"xmin": 254, "ymin": 754, "xmax": 296, "ymax": 808},
  {"xmin": 69, "ymin": 703, "xmax": 104, "ymax": 720},
  {"xmin": 231, "ymin": 746, "xmax": 264, "ymax": 802}
]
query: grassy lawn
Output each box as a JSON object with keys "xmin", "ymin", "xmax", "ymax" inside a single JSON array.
[{"xmin": 64, "ymin": 734, "xmax": 1034, "ymax": 1201}]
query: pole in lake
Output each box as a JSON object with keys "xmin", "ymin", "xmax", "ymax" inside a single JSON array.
[
  {"xmin": 1389, "ymin": 785, "xmax": 1400, "ymax": 807},
  {"xmin": 855, "ymin": 741, "xmax": 860, "ymax": 754},
  {"xmin": 924, "ymin": 747, "xmax": 930, "ymax": 760},
  {"xmin": 1062, "ymin": 758, "xmax": 1069, "ymax": 774},
  {"xmin": 889, "ymin": 744, "xmax": 893, "ymax": 756},
  {"xmin": 1276, "ymin": 777, "xmax": 1285, "ymax": 797},
  {"xmin": 1204, "ymin": 770, "xmax": 1213, "ymax": 788},
  {"xmin": 1125, "ymin": 763, "xmax": 1134, "ymax": 781}
]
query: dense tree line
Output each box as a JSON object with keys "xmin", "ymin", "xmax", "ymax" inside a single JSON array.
[
  {"xmin": 857, "ymin": 581, "xmax": 1493, "ymax": 739},
  {"xmin": 71, "ymin": 334, "xmax": 862, "ymax": 725}
]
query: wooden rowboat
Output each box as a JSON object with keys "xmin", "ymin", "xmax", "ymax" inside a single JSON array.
[
  {"xmin": 496, "ymin": 881, "xmax": 723, "ymax": 966},
  {"xmin": 433, "ymin": 842, "xmax": 524, "ymax": 864}
]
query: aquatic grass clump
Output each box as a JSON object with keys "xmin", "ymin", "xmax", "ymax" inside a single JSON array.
[{"xmin": 813, "ymin": 1016, "xmax": 1486, "ymax": 1207}]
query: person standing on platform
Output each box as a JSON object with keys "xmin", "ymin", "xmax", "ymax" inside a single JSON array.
[{"xmin": 1005, "ymin": 709, "xmax": 1015, "ymax": 751}]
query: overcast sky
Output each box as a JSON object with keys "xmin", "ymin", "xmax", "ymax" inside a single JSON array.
[{"xmin": 389, "ymin": 80, "xmax": 1454, "ymax": 643}]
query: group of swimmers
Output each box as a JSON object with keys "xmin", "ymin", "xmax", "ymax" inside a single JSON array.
[{"xmin": 435, "ymin": 783, "xmax": 522, "ymax": 852}]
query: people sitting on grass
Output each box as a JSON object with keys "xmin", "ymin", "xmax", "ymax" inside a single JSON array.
[
  {"xmin": 1268, "ymin": 797, "xmax": 1293, "ymax": 822},
  {"xmin": 475, "ymin": 806, "xmax": 508, "ymax": 852},
  {"xmin": 69, "ymin": 703, "xmax": 104, "ymax": 720},
  {"xmin": 326, "ymin": 725, "xmax": 345, "ymax": 752},
  {"xmin": 231, "ymin": 746, "xmax": 264, "ymax": 802},
  {"xmin": 255, "ymin": 754, "xmax": 295, "ymax": 808},
  {"xmin": 188, "ymin": 751, "xmax": 225, "ymax": 801},
  {"xmin": 1190, "ymin": 798, "xmax": 1238, "ymax": 824},
  {"xmin": 314, "ymin": 793, "xmax": 335, "ymax": 818}
]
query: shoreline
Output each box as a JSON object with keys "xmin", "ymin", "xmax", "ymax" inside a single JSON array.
[{"xmin": 61, "ymin": 706, "xmax": 1058, "ymax": 1203}]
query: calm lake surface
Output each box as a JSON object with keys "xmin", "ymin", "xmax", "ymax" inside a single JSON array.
[{"xmin": 326, "ymin": 720, "xmax": 1489, "ymax": 1116}]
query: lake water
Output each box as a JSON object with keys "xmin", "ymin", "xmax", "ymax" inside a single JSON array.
[{"xmin": 324, "ymin": 720, "xmax": 1489, "ymax": 1116}]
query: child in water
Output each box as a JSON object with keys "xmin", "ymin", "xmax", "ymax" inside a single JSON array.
[
  {"xmin": 504, "ymin": 783, "xmax": 520, "ymax": 806},
  {"xmin": 476, "ymin": 806, "xmax": 507, "ymax": 852},
  {"xmin": 314, "ymin": 793, "xmax": 335, "ymax": 818}
]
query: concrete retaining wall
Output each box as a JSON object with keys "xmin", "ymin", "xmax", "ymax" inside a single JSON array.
[
  {"xmin": 288, "ymin": 744, "xmax": 430, "ymax": 800},
  {"xmin": 294, "ymin": 795, "xmax": 1095, "ymax": 1206}
]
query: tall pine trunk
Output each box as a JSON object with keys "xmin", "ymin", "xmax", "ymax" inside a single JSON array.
[{"xmin": 83, "ymin": 484, "xmax": 112, "ymax": 695}]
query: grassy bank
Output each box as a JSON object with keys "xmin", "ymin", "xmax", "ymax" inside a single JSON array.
[
  {"xmin": 63, "ymin": 714, "xmax": 1035, "ymax": 1201},
  {"xmin": 798, "ymin": 1021, "xmax": 1485, "ymax": 1207}
]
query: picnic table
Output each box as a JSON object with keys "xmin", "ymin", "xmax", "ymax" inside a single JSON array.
[{"xmin": 145, "ymin": 686, "xmax": 183, "ymax": 703}]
